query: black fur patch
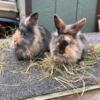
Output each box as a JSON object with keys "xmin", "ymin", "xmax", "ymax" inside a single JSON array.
[{"xmin": 59, "ymin": 40, "xmax": 69, "ymax": 54}]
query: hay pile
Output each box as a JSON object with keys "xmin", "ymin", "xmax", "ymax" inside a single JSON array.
[{"xmin": 26, "ymin": 45, "xmax": 100, "ymax": 90}]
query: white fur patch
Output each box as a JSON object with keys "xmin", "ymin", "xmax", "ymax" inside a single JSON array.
[{"xmin": 52, "ymin": 31, "xmax": 58, "ymax": 36}]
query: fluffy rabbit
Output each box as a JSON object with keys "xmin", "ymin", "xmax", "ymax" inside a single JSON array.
[
  {"xmin": 12, "ymin": 12, "xmax": 51, "ymax": 60},
  {"xmin": 50, "ymin": 15, "xmax": 87, "ymax": 65}
]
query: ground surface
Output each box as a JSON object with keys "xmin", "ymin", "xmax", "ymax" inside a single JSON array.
[{"xmin": 0, "ymin": 34, "xmax": 100, "ymax": 100}]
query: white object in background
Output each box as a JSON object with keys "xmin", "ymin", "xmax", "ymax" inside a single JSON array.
[
  {"xmin": 0, "ymin": 0, "xmax": 18, "ymax": 18},
  {"xmin": 98, "ymin": 19, "xmax": 100, "ymax": 32}
]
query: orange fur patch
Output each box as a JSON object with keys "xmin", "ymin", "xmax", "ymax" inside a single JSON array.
[
  {"xmin": 12, "ymin": 29, "xmax": 22, "ymax": 46},
  {"xmin": 64, "ymin": 35, "xmax": 73, "ymax": 41},
  {"xmin": 63, "ymin": 35, "xmax": 79, "ymax": 62}
]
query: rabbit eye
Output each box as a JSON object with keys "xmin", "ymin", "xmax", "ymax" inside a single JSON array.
[
  {"xmin": 61, "ymin": 40, "xmax": 69, "ymax": 46},
  {"xmin": 20, "ymin": 29, "xmax": 28, "ymax": 37},
  {"xmin": 22, "ymin": 32, "xmax": 27, "ymax": 36},
  {"xmin": 65, "ymin": 41, "xmax": 69, "ymax": 45}
]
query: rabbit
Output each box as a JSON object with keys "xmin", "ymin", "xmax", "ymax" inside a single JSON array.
[
  {"xmin": 12, "ymin": 12, "xmax": 51, "ymax": 60},
  {"xmin": 50, "ymin": 15, "xmax": 87, "ymax": 65}
]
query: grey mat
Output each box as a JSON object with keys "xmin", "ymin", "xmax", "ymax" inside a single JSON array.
[{"xmin": 0, "ymin": 38, "xmax": 100, "ymax": 100}]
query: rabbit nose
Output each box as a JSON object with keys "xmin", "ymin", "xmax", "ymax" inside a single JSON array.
[
  {"xmin": 59, "ymin": 50, "xmax": 64, "ymax": 54},
  {"xmin": 59, "ymin": 40, "xmax": 69, "ymax": 54}
]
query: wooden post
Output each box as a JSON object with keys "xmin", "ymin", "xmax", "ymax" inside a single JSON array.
[
  {"xmin": 95, "ymin": 0, "xmax": 100, "ymax": 32},
  {"xmin": 25, "ymin": 0, "xmax": 32, "ymax": 16}
]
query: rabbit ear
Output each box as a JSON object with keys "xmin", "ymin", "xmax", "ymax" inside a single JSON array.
[
  {"xmin": 30, "ymin": 12, "xmax": 39, "ymax": 21},
  {"xmin": 54, "ymin": 15, "xmax": 65, "ymax": 31},
  {"xmin": 71, "ymin": 18, "xmax": 86, "ymax": 32}
]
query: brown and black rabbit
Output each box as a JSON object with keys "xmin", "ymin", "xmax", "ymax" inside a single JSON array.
[
  {"xmin": 50, "ymin": 15, "xmax": 87, "ymax": 65},
  {"xmin": 12, "ymin": 12, "xmax": 51, "ymax": 60}
]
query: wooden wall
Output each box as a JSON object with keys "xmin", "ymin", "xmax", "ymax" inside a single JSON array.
[{"xmin": 17, "ymin": 0, "xmax": 98, "ymax": 32}]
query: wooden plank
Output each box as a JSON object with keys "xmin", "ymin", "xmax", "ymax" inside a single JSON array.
[
  {"xmin": 56, "ymin": 0, "xmax": 77, "ymax": 24},
  {"xmin": 77, "ymin": 0, "xmax": 98, "ymax": 32},
  {"xmin": 26, "ymin": 84, "xmax": 100, "ymax": 100},
  {"xmin": 32, "ymin": 0, "xmax": 55, "ymax": 32},
  {"xmin": 17, "ymin": 0, "xmax": 25, "ymax": 18},
  {"xmin": 52, "ymin": 88, "xmax": 100, "ymax": 100}
]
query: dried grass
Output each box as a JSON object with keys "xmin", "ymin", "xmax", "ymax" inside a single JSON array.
[{"xmin": 26, "ymin": 45, "xmax": 100, "ymax": 93}]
